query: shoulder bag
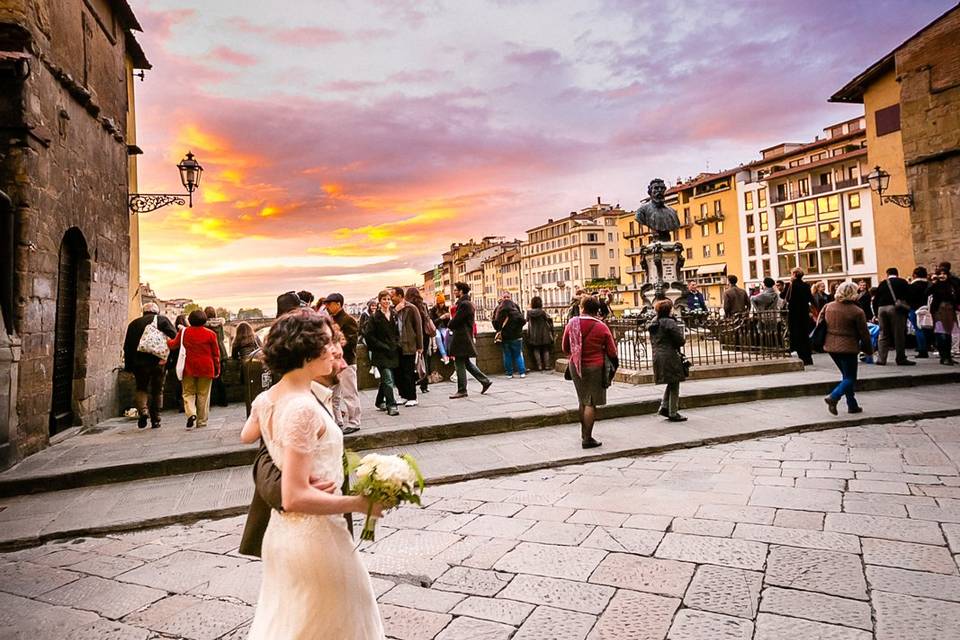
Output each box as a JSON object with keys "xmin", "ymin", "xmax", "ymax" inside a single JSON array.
[
  {"xmin": 809, "ymin": 310, "xmax": 828, "ymax": 351},
  {"xmin": 137, "ymin": 315, "xmax": 170, "ymax": 360},
  {"xmin": 175, "ymin": 327, "xmax": 187, "ymax": 380},
  {"xmin": 887, "ymin": 280, "xmax": 910, "ymax": 315}
]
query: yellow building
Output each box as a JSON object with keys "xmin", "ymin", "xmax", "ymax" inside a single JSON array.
[
  {"xmin": 668, "ymin": 170, "xmax": 744, "ymax": 306},
  {"xmin": 615, "ymin": 191, "xmax": 682, "ymax": 311},
  {"xmin": 830, "ymin": 56, "xmax": 915, "ymax": 275}
]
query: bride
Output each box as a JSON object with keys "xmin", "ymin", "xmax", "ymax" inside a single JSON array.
[{"xmin": 241, "ymin": 308, "xmax": 385, "ymax": 639}]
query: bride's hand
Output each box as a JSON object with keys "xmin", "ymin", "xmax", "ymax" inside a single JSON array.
[
  {"xmin": 364, "ymin": 499, "xmax": 387, "ymax": 518},
  {"xmin": 310, "ymin": 478, "xmax": 337, "ymax": 493}
]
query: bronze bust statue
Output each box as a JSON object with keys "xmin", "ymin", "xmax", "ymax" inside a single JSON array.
[{"xmin": 635, "ymin": 178, "xmax": 680, "ymax": 242}]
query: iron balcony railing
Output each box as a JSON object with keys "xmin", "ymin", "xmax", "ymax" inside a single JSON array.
[{"xmin": 605, "ymin": 309, "xmax": 791, "ymax": 371}]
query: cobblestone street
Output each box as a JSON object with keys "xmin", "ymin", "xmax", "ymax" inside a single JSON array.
[{"xmin": 3, "ymin": 416, "xmax": 960, "ymax": 639}]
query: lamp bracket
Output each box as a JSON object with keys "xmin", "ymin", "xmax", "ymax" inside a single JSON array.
[
  {"xmin": 129, "ymin": 193, "xmax": 187, "ymax": 214},
  {"xmin": 881, "ymin": 194, "xmax": 914, "ymax": 210}
]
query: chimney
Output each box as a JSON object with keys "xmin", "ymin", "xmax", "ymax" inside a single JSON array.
[{"xmin": 597, "ymin": 196, "xmax": 601, "ymax": 205}]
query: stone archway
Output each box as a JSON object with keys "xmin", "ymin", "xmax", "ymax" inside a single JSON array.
[{"xmin": 49, "ymin": 227, "xmax": 89, "ymax": 435}]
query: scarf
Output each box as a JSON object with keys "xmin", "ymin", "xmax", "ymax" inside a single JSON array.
[{"xmin": 568, "ymin": 316, "xmax": 598, "ymax": 376}]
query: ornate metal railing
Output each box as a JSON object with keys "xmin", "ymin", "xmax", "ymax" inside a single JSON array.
[{"xmin": 606, "ymin": 309, "xmax": 791, "ymax": 371}]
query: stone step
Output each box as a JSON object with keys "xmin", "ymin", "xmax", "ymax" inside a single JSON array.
[
  {"xmin": 1, "ymin": 368, "xmax": 957, "ymax": 498},
  {"xmin": 0, "ymin": 382, "xmax": 957, "ymax": 550}
]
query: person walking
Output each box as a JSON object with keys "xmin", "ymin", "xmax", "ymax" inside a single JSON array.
[
  {"xmin": 325, "ymin": 293, "xmax": 361, "ymax": 434},
  {"xmin": 448, "ymin": 282, "xmax": 492, "ymax": 399},
  {"xmin": 403, "ymin": 288, "xmax": 434, "ymax": 394},
  {"xmin": 363, "ymin": 290, "xmax": 401, "ymax": 416},
  {"xmin": 203, "ymin": 306, "xmax": 230, "ymax": 407},
  {"xmin": 430, "ymin": 293, "xmax": 451, "ymax": 365},
  {"xmin": 166, "ymin": 309, "xmax": 221, "ymax": 429},
  {"xmin": 648, "ymin": 299, "xmax": 687, "ymax": 422},
  {"xmin": 820, "ymin": 282, "xmax": 873, "ymax": 415},
  {"xmin": 873, "ymin": 267, "xmax": 915, "ymax": 366},
  {"xmin": 166, "ymin": 313, "xmax": 189, "ymax": 413},
  {"xmin": 389, "ymin": 286, "xmax": 423, "ymax": 407},
  {"xmin": 239, "ymin": 309, "xmax": 386, "ymax": 639},
  {"xmin": 722, "ymin": 275, "xmax": 749, "ymax": 318},
  {"xmin": 562, "ymin": 296, "xmax": 617, "ymax": 448},
  {"xmin": 492, "ymin": 292, "xmax": 527, "ymax": 378},
  {"xmin": 525, "ymin": 296, "xmax": 555, "ymax": 372},
  {"xmin": 908, "ymin": 267, "xmax": 931, "ymax": 359},
  {"xmin": 783, "ymin": 267, "xmax": 815, "ymax": 366},
  {"xmin": 928, "ymin": 265, "xmax": 959, "ymax": 365},
  {"xmin": 123, "ymin": 302, "xmax": 177, "ymax": 429},
  {"xmin": 231, "ymin": 321, "xmax": 262, "ymax": 360}
]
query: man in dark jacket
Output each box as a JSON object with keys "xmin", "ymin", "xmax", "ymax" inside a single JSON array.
[
  {"xmin": 390, "ymin": 287, "xmax": 423, "ymax": 406},
  {"xmin": 325, "ymin": 293, "xmax": 361, "ymax": 434},
  {"xmin": 204, "ymin": 306, "xmax": 229, "ymax": 407},
  {"xmin": 783, "ymin": 268, "xmax": 815, "ymax": 366},
  {"xmin": 855, "ymin": 280, "xmax": 873, "ymax": 321},
  {"xmin": 873, "ymin": 267, "xmax": 915, "ymax": 366},
  {"xmin": 722, "ymin": 275, "xmax": 749, "ymax": 317},
  {"xmin": 685, "ymin": 282, "xmax": 707, "ymax": 312},
  {"xmin": 492, "ymin": 292, "xmax": 527, "ymax": 378},
  {"xmin": 448, "ymin": 282, "xmax": 492, "ymax": 398},
  {"xmin": 908, "ymin": 266, "xmax": 930, "ymax": 358},
  {"xmin": 123, "ymin": 303, "xmax": 177, "ymax": 429}
]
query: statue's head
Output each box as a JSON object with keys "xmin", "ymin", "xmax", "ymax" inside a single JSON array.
[{"xmin": 648, "ymin": 178, "xmax": 666, "ymax": 203}]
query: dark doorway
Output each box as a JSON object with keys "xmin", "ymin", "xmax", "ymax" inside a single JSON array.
[{"xmin": 50, "ymin": 228, "xmax": 87, "ymax": 435}]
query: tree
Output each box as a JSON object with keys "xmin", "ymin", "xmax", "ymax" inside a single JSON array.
[
  {"xmin": 237, "ymin": 308, "xmax": 264, "ymax": 320},
  {"xmin": 183, "ymin": 302, "xmax": 201, "ymax": 315},
  {"xmin": 215, "ymin": 307, "xmax": 232, "ymax": 321}
]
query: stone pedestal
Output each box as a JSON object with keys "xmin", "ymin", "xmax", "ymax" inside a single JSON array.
[{"xmin": 639, "ymin": 241, "xmax": 688, "ymax": 308}]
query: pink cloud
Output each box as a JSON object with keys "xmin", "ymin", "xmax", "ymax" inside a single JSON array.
[{"xmin": 208, "ymin": 46, "xmax": 257, "ymax": 66}]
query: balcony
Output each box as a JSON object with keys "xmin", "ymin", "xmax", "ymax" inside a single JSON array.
[
  {"xmin": 625, "ymin": 246, "xmax": 644, "ymax": 257},
  {"xmin": 812, "ymin": 183, "xmax": 833, "ymax": 195},
  {"xmin": 695, "ymin": 212, "xmax": 725, "ymax": 224},
  {"xmin": 627, "ymin": 265, "xmax": 645, "ymax": 275},
  {"xmin": 835, "ymin": 178, "xmax": 859, "ymax": 189}
]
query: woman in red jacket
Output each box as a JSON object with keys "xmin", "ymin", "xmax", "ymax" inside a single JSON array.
[
  {"xmin": 562, "ymin": 296, "xmax": 617, "ymax": 449},
  {"xmin": 167, "ymin": 309, "xmax": 221, "ymax": 429}
]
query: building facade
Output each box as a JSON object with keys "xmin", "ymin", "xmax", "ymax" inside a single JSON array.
[{"xmin": 0, "ymin": 0, "xmax": 148, "ymax": 467}]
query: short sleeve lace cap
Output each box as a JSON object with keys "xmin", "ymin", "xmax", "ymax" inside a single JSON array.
[{"xmin": 274, "ymin": 393, "xmax": 324, "ymax": 453}]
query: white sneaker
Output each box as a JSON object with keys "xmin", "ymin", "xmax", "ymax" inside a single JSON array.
[
  {"xmin": 519, "ymin": 373, "xmax": 526, "ymax": 378},
  {"xmin": 404, "ymin": 400, "xmax": 418, "ymax": 407},
  {"xmin": 506, "ymin": 374, "xmax": 513, "ymax": 379}
]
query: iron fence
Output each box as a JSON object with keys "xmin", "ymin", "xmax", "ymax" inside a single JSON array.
[{"xmin": 606, "ymin": 309, "xmax": 792, "ymax": 371}]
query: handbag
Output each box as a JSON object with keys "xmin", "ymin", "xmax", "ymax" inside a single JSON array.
[
  {"xmin": 424, "ymin": 316, "xmax": 438, "ymax": 338},
  {"xmin": 917, "ymin": 304, "xmax": 934, "ymax": 329},
  {"xmin": 809, "ymin": 314, "xmax": 828, "ymax": 351},
  {"xmin": 887, "ymin": 280, "xmax": 910, "ymax": 315},
  {"xmin": 175, "ymin": 327, "xmax": 187, "ymax": 380},
  {"xmin": 680, "ymin": 352, "xmax": 692, "ymax": 377},
  {"xmin": 415, "ymin": 351, "xmax": 427, "ymax": 379},
  {"xmin": 602, "ymin": 353, "xmax": 619, "ymax": 388},
  {"xmin": 137, "ymin": 315, "xmax": 170, "ymax": 360}
]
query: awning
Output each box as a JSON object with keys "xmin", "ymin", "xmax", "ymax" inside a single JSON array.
[{"xmin": 696, "ymin": 263, "xmax": 728, "ymax": 275}]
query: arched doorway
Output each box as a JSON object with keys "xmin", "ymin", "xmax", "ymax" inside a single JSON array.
[{"xmin": 50, "ymin": 228, "xmax": 88, "ymax": 435}]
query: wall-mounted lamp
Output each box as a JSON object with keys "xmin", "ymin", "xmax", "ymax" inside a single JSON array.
[
  {"xmin": 129, "ymin": 151, "xmax": 204, "ymax": 214},
  {"xmin": 866, "ymin": 165, "xmax": 913, "ymax": 209}
]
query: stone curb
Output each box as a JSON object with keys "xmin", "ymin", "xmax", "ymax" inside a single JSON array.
[
  {"xmin": 1, "ymin": 404, "xmax": 958, "ymax": 552},
  {"xmin": 1, "ymin": 369, "xmax": 957, "ymax": 499}
]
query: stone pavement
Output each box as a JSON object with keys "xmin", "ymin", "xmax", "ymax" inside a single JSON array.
[
  {"xmin": 1, "ymin": 381, "xmax": 958, "ymax": 549},
  {"xmin": 3, "ymin": 354, "xmax": 957, "ymax": 495},
  {"xmin": 3, "ymin": 416, "xmax": 960, "ymax": 639}
]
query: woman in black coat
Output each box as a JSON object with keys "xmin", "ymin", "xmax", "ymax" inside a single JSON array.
[
  {"xmin": 525, "ymin": 296, "xmax": 555, "ymax": 371},
  {"xmin": 649, "ymin": 299, "xmax": 687, "ymax": 422},
  {"xmin": 783, "ymin": 267, "xmax": 815, "ymax": 366},
  {"xmin": 447, "ymin": 282, "xmax": 492, "ymax": 399},
  {"xmin": 363, "ymin": 290, "xmax": 401, "ymax": 416}
]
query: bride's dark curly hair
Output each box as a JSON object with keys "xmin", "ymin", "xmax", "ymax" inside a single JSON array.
[{"xmin": 263, "ymin": 308, "xmax": 342, "ymax": 377}]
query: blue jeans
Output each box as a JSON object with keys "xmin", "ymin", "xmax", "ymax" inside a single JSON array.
[
  {"xmin": 908, "ymin": 310, "xmax": 927, "ymax": 354},
  {"xmin": 829, "ymin": 353, "xmax": 860, "ymax": 409},
  {"xmin": 435, "ymin": 328, "xmax": 450, "ymax": 358},
  {"xmin": 501, "ymin": 338, "xmax": 526, "ymax": 375}
]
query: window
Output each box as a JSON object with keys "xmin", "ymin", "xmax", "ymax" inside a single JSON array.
[
  {"xmin": 586, "ymin": 233, "xmax": 598, "ymax": 242},
  {"xmin": 746, "ymin": 214, "xmax": 755, "ymax": 233},
  {"xmin": 777, "ymin": 228, "xmax": 797, "ymax": 252},
  {"xmin": 875, "ymin": 104, "xmax": 901, "ymax": 136},
  {"xmin": 629, "ymin": 222, "xmax": 635, "ymax": 236},
  {"xmin": 714, "ymin": 200, "xmax": 721, "ymax": 214},
  {"xmin": 797, "ymin": 199, "xmax": 816, "ymax": 225},
  {"xmin": 758, "ymin": 188, "xmax": 767, "ymax": 208},
  {"xmin": 797, "ymin": 225, "xmax": 817, "ymax": 250},
  {"xmin": 590, "ymin": 265, "xmax": 599, "ymax": 279},
  {"xmin": 818, "ymin": 222, "xmax": 841, "ymax": 247},
  {"xmin": 683, "ymin": 207, "xmax": 690, "ymax": 225},
  {"xmin": 852, "ymin": 248, "xmax": 864, "ymax": 265},
  {"xmin": 762, "ymin": 259, "xmax": 771, "ymax": 277},
  {"xmin": 589, "ymin": 248, "xmax": 598, "ymax": 259},
  {"xmin": 761, "ymin": 236, "xmax": 770, "ymax": 255},
  {"xmin": 607, "ymin": 232, "xmax": 614, "ymax": 242},
  {"xmin": 850, "ymin": 220, "xmax": 862, "ymax": 237},
  {"xmin": 779, "ymin": 253, "xmax": 797, "ymax": 274},
  {"xmin": 749, "ymin": 261, "xmax": 758, "ymax": 279},
  {"xmin": 745, "ymin": 191, "xmax": 754, "ymax": 211},
  {"xmin": 609, "ymin": 266, "xmax": 617, "ymax": 278},
  {"xmin": 798, "ymin": 178, "xmax": 809, "ymax": 197},
  {"xmin": 848, "ymin": 192, "xmax": 860, "ymax": 209},
  {"xmin": 775, "ymin": 204, "xmax": 795, "ymax": 228},
  {"xmin": 700, "ymin": 203, "xmax": 708, "ymax": 217},
  {"xmin": 799, "ymin": 251, "xmax": 820, "ymax": 274},
  {"xmin": 759, "ymin": 211, "xmax": 769, "ymax": 231},
  {"xmin": 686, "ymin": 248, "xmax": 693, "ymax": 259},
  {"xmin": 702, "ymin": 224, "xmax": 710, "ymax": 238},
  {"xmin": 684, "ymin": 227, "xmax": 692, "ymax": 240},
  {"xmin": 703, "ymin": 245, "xmax": 711, "ymax": 258},
  {"xmin": 717, "ymin": 242, "xmax": 725, "ymax": 257},
  {"xmin": 748, "ymin": 238, "xmax": 756, "ymax": 257},
  {"xmin": 821, "ymin": 248, "xmax": 843, "ymax": 273},
  {"xmin": 608, "ymin": 249, "xmax": 615, "ymax": 259}
]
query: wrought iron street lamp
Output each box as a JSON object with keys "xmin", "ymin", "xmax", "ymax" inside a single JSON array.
[
  {"xmin": 129, "ymin": 151, "xmax": 204, "ymax": 214},
  {"xmin": 866, "ymin": 165, "xmax": 913, "ymax": 209}
]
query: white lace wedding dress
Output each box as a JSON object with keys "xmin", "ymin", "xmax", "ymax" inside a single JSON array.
[{"xmin": 246, "ymin": 389, "xmax": 384, "ymax": 639}]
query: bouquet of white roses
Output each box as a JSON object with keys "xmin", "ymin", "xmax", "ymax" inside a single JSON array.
[{"xmin": 345, "ymin": 451, "xmax": 424, "ymax": 541}]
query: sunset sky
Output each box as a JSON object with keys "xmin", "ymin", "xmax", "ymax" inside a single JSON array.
[{"xmin": 131, "ymin": 0, "xmax": 952, "ymax": 314}]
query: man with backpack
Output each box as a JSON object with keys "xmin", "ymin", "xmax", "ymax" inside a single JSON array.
[
  {"xmin": 123, "ymin": 302, "xmax": 176, "ymax": 429},
  {"xmin": 492, "ymin": 291, "xmax": 527, "ymax": 378}
]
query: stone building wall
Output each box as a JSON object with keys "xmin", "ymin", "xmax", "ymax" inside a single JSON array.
[
  {"xmin": 898, "ymin": 6, "xmax": 960, "ymax": 267},
  {"xmin": 0, "ymin": 0, "xmax": 141, "ymax": 466}
]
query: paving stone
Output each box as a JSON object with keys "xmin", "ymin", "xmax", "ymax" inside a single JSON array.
[
  {"xmin": 63, "ymin": 619, "xmax": 151, "ymax": 640},
  {"xmin": 513, "ymin": 605, "xmax": 595, "ymax": 640},
  {"xmin": 361, "ymin": 552, "xmax": 450, "ymax": 584},
  {"xmin": 0, "ymin": 591, "xmax": 100, "ymax": 640},
  {"xmin": 494, "ymin": 542, "xmax": 606, "ymax": 581},
  {"xmin": 505, "ymin": 490, "xmax": 569, "ymax": 506},
  {"xmin": 380, "ymin": 508, "xmax": 446, "ymax": 530},
  {"xmin": 750, "ymin": 486, "xmax": 842, "ymax": 512},
  {"xmin": 566, "ymin": 509, "xmax": 628, "ymax": 527},
  {"xmin": 667, "ymin": 609, "xmax": 753, "ymax": 640},
  {"xmin": 29, "ymin": 549, "xmax": 90, "ymax": 568},
  {"xmin": 842, "ymin": 497, "xmax": 907, "ymax": 517},
  {"xmin": 514, "ymin": 505, "xmax": 577, "ymax": 522},
  {"xmin": 39, "ymin": 575, "xmax": 165, "ymax": 619},
  {"xmin": 621, "ymin": 513, "xmax": 674, "ymax": 530},
  {"xmin": 123, "ymin": 543, "xmax": 178, "ymax": 561},
  {"xmin": 435, "ymin": 616, "xmax": 515, "ymax": 640},
  {"xmin": 379, "ymin": 583, "xmax": 466, "ymax": 613},
  {"xmin": 367, "ymin": 529, "xmax": 461, "ymax": 558},
  {"xmin": 123, "ymin": 594, "xmax": 253, "ymax": 640},
  {"xmin": 683, "ymin": 565, "xmax": 762, "ymax": 619},
  {"xmin": 188, "ymin": 560, "xmax": 263, "ymax": 605},
  {"xmin": 796, "ymin": 477, "xmax": 846, "ymax": 491},
  {"xmin": 472, "ymin": 502, "xmax": 524, "ymax": 517},
  {"xmin": 580, "ymin": 526, "xmax": 663, "ymax": 555},
  {"xmin": 460, "ymin": 538, "xmax": 519, "ymax": 570},
  {"xmin": 862, "ymin": 538, "xmax": 958, "ymax": 574},
  {"xmin": 518, "ymin": 521, "xmax": 594, "ymax": 546},
  {"xmin": 498, "ymin": 574, "xmax": 614, "ymax": 614},
  {"xmin": 773, "ymin": 509, "xmax": 824, "ymax": 530},
  {"xmin": 434, "ymin": 566, "xmax": 513, "ymax": 596},
  {"xmin": 670, "ymin": 518, "xmax": 735, "ymax": 537},
  {"xmin": 753, "ymin": 613, "xmax": 871, "ymax": 640},
  {"xmin": 765, "ymin": 546, "xmax": 867, "ymax": 600},
  {"xmin": 115, "ymin": 550, "xmax": 247, "ymax": 593},
  {"xmin": 694, "ymin": 504, "xmax": 775, "ymax": 524},
  {"xmin": 587, "ymin": 589, "xmax": 680, "ymax": 640},
  {"xmin": 754, "ymin": 476, "xmax": 794, "ymax": 487},
  {"xmin": 759, "ymin": 586, "xmax": 872, "ymax": 630},
  {"xmin": 0, "ymin": 561, "xmax": 80, "ymax": 597},
  {"xmin": 824, "ymin": 512, "xmax": 945, "ymax": 545},
  {"xmin": 432, "ymin": 498, "xmax": 486, "ymax": 513},
  {"xmin": 379, "ymin": 603, "xmax": 453, "ymax": 640},
  {"xmin": 866, "ymin": 565, "xmax": 960, "ymax": 601},
  {"xmin": 945, "ymin": 523, "xmax": 960, "ymax": 554},
  {"xmin": 655, "ymin": 533, "xmax": 767, "ymax": 570},
  {"xmin": 848, "ymin": 479, "xmax": 910, "ymax": 494},
  {"xmin": 732, "ymin": 523, "xmax": 860, "ymax": 553},
  {"xmin": 370, "ymin": 576, "xmax": 395, "ymax": 597},
  {"xmin": 427, "ymin": 513, "xmax": 479, "ymax": 532},
  {"xmin": 451, "ymin": 595, "xmax": 535, "ymax": 625},
  {"xmin": 457, "ymin": 515, "xmax": 536, "ymax": 539},
  {"xmin": 589, "ymin": 552, "xmax": 695, "ymax": 597},
  {"xmin": 907, "ymin": 503, "xmax": 960, "ymax": 523},
  {"xmin": 873, "ymin": 591, "xmax": 960, "ymax": 640}
]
